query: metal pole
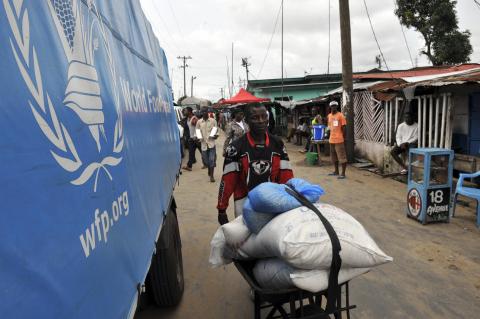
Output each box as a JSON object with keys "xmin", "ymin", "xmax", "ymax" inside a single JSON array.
[{"xmin": 339, "ymin": 0, "xmax": 354, "ymax": 162}]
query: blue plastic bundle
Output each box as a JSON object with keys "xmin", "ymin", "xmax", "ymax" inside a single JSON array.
[
  {"xmin": 248, "ymin": 178, "xmax": 324, "ymax": 214},
  {"xmin": 243, "ymin": 178, "xmax": 325, "ymax": 233},
  {"xmin": 242, "ymin": 199, "xmax": 277, "ymax": 234}
]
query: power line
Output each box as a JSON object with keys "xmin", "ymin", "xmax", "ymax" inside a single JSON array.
[
  {"xmin": 327, "ymin": 0, "xmax": 331, "ymax": 74},
  {"xmin": 393, "ymin": 0, "xmax": 414, "ymax": 68},
  {"xmin": 257, "ymin": 2, "xmax": 282, "ymax": 78},
  {"xmin": 474, "ymin": 0, "xmax": 480, "ymax": 10},
  {"xmin": 166, "ymin": 0, "xmax": 186, "ymax": 45},
  {"xmin": 362, "ymin": 0, "xmax": 392, "ymax": 74},
  {"xmin": 151, "ymin": 1, "xmax": 182, "ymax": 52}
]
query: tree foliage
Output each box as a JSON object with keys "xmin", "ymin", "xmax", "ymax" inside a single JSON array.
[{"xmin": 395, "ymin": 0, "xmax": 472, "ymax": 65}]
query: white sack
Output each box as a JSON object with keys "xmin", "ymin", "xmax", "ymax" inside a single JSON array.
[
  {"xmin": 209, "ymin": 217, "xmax": 251, "ymax": 267},
  {"xmin": 222, "ymin": 215, "xmax": 250, "ymax": 247},
  {"xmin": 252, "ymin": 258, "xmax": 295, "ymax": 290},
  {"xmin": 253, "ymin": 258, "xmax": 370, "ymax": 293},
  {"xmin": 240, "ymin": 203, "xmax": 393, "ymax": 270},
  {"xmin": 291, "ymin": 267, "xmax": 369, "ymax": 293}
]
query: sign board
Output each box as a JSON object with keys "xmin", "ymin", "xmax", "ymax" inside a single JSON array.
[
  {"xmin": 426, "ymin": 187, "xmax": 450, "ymax": 222},
  {"xmin": 407, "ymin": 188, "xmax": 422, "ymax": 218}
]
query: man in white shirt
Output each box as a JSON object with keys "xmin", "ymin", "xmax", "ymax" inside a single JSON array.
[
  {"xmin": 391, "ymin": 112, "xmax": 418, "ymax": 173},
  {"xmin": 196, "ymin": 107, "xmax": 218, "ymax": 182}
]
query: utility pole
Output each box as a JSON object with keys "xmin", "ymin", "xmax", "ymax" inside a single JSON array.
[
  {"xmin": 190, "ymin": 76, "xmax": 197, "ymax": 97},
  {"xmin": 231, "ymin": 43, "xmax": 234, "ymax": 96},
  {"xmin": 339, "ymin": 0, "xmax": 354, "ymax": 162},
  {"xmin": 241, "ymin": 58, "xmax": 251, "ymax": 86},
  {"xmin": 177, "ymin": 55, "xmax": 192, "ymax": 98},
  {"xmin": 281, "ymin": 0, "xmax": 284, "ymax": 99},
  {"xmin": 220, "ymin": 88, "xmax": 224, "ymax": 99}
]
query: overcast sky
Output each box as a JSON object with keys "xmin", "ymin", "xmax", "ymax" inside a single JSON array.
[{"xmin": 139, "ymin": 0, "xmax": 480, "ymax": 102}]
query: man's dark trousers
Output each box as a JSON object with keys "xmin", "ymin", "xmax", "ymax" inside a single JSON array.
[{"xmin": 187, "ymin": 138, "xmax": 198, "ymax": 168}]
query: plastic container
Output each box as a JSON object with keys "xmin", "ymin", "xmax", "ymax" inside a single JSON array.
[
  {"xmin": 313, "ymin": 125, "xmax": 326, "ymax": 140},
  {"xmin": 306, "ymin": 152, "xmax": 319, "ymax": 165}
]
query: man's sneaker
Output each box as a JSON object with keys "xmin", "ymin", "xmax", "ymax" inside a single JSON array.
[
  {"xmin": 400, "ymin": 169, "xmax": 408, "ymax": 175},
  {"xmin": 182, "ymin": 166, "xmax": 192, "ymax": 171}
]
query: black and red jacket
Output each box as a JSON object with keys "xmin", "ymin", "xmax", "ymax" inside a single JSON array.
[{"xmin": 217, "ymin": 132, "xmax": 293, "ymax": 216}]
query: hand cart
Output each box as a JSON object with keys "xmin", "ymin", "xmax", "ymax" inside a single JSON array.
[
  {"xmin": 234, "ymin": 260, "xmax": 355, "ymax": 319},
  {"xmin": 234, "ymin": 187, "xmax": 357, "ymax": 319}
]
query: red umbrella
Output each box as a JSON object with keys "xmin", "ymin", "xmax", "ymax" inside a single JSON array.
[{"xmin": 220, "ymin": 88, "xmax": 270, "ymax": 105}]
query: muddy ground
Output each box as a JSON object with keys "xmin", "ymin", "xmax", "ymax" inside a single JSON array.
[{"xmin": 137, "ymin": 134, "xmax": 480, "ymax": 319}]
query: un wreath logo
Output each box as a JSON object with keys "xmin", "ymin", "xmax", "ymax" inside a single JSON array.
[{"xmin": 4, "ymin": 0, "xmax": 124, "ymax": 192}]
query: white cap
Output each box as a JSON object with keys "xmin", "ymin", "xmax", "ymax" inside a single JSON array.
[{"xmin": 329, "ymin": 100, "xmax": 339, "ymax": 107}]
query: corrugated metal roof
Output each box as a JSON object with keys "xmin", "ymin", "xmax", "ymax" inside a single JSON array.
[
  {"xmin": 326, "ymin": 81, "xmax": 386, "ymax": 95},
  {"xmin": 377, "ymin": 68, "xmax": 480, "ymax": 92},
  {"xmin": 353, "ymin": 64, "xmax": 480, "ymax": 80}
]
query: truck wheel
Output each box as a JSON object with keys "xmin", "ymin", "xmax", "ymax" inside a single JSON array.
[{"xmin": 149, "ymin": 209, "xmax": 184, "ymax": 307}]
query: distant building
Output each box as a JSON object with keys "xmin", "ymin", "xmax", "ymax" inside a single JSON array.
[
  {"xmin": 248, "ymin": 73, "xmax": 342, "ymax": 102},
  {"xmin": 248, "ymin": 74, "xmax": 342, "ymax": 136},
  {"xmin": 324, "ymin": 63, "xmax": 480, "ymax": 173}
]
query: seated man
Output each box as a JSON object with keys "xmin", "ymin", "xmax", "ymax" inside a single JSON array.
[
  {"xmin": 391, "ymin": 112, "xmax": 418, "ymax": 174},
  {"xmin": 295, "ymin": 118, "xmax": 310, "ymax": 145}
]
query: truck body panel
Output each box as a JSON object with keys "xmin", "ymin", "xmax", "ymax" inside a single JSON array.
[{"xmin": 0, "ymin": 0, "xmax": 180, "ymax": 317}]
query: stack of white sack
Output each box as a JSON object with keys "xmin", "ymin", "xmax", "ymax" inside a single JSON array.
[{"xmin": 209, "ymin": 180, "xmax": 393, "ymax": 293}]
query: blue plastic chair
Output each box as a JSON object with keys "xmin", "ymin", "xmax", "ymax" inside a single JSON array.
[{"xmin": 453, "ymin": 171, "xmax": 480, "ymax": 228}]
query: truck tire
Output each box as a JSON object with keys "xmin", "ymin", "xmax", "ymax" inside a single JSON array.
[{"xmin": 149, "ymin": 208, "xmax": 184, "ymax": 307}]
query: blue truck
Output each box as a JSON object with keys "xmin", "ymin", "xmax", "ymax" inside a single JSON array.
[{"xmin": 0, "ymin": 1, "xmax": 184, "ymax": 317}]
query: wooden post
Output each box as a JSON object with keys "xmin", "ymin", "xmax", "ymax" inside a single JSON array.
[
  {"xmin": 440, "ymin": 94, "xmax": 447, "ymax": 148},
  {"xmin": 428, "ymin": 96, "xmax": 432, "ymax": 148},
  {"xmin": 339, "ymin": 0, "xmax": 354, "ymax": 162},
  {"xmin": 417, "ymin": 97, "xmax": 422, "ymax": 147},
  {"xmin": 435, "ymin": 96, "xmax": 440, "ymax": 147},
  {"xmin": 445, "ymin": 94, "xmax": 454, "ymax": 149}
]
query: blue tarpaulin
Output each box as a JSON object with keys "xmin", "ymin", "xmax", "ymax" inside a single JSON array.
[{"xmin": 0, "ymin": 0, "xmax": 180, "ymax": 317}]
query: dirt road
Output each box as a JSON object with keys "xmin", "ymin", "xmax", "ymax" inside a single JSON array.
[{"xmin": 137, "ymin": 134, "xmax": 480, "ymax": 319}]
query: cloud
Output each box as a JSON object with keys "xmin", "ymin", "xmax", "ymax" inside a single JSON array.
[{"xmin": 140, "ymin": 0, "xmax": 480, "ymax": 101}]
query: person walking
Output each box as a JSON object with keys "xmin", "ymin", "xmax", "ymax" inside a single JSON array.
[
  {"xmin": 182, "ymin": 107, "xmax": 201, "ymax": 171},
  {"xmin": 223, "ymin": 108, "xmax": 249, "ymax": 156},
  {"xmin": 327, "ymin": 100, "xmax": 347, "ymax": 179},
  {"xmin": 217, "ymin": 103, "xmax": 293, "ymax": 225},
  {"xmin": 197, "ymin": 107, "xmax": 218, "ymax": 182}
]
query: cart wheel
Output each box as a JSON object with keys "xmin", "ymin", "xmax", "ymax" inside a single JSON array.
[{"xmin": 149, "ymin": 208, "xmax": 184, "ymax": 307}]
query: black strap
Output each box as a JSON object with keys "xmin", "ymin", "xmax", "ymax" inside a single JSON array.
[{"xmin": 285, "ymin": 187, "xmax": 342, "ymax": 315}]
